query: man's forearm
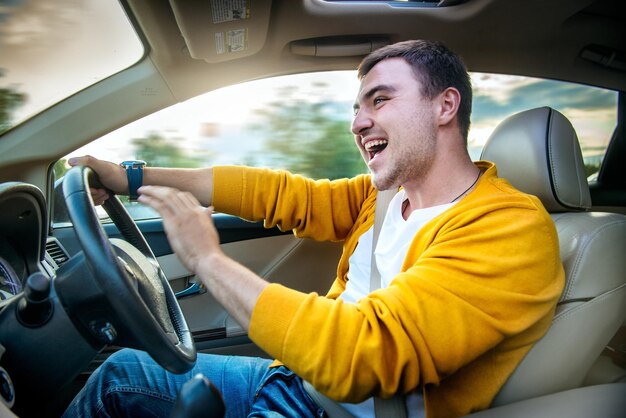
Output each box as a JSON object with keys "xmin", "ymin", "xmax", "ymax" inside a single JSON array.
[{"xmin": 144, "ymin": 167, "xmax": 214, "ymax": 206}]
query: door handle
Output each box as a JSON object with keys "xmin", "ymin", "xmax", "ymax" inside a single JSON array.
[{"xmin": 175, "ymin": 280, "xmax": 206, "ymax": 299}]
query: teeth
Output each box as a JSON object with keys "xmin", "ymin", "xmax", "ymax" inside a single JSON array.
[{"xmin": 364, "ymin": 139, "xmax": 388, "ymax": 151}]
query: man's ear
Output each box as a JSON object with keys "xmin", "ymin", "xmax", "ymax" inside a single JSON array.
[{"xmin": 436, "ymin": 87, "xmax": 461, "ymax": 127}]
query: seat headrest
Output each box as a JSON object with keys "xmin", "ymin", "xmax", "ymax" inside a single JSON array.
[{"xmin": 481, "ymin": 107, "xmax": 591, "ymax": 212}]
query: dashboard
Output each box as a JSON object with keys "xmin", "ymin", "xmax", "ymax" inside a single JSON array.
[{"xmin": 0, "ymin": 181, "xmax": 96, "ymax": 416}]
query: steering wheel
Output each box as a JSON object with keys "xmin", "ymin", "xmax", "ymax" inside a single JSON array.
[{"xmin": 62, "ymin": 165, "xmax": 196, "ymax": 374}]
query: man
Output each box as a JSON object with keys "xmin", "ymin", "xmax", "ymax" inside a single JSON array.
[{"xmin": 63, "ymin": 40, "xmax": 564, "ymax": 418}]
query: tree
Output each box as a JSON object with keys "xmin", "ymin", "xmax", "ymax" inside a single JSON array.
[
  {"xmin": 132, "ymin": 132, "xmax": 211, "ymax": 168},
  {"xmin": 53, "ymin": 158, "xmax": 70, "ymax": 179},
  {"xmin": 0, "ymin": 85, "xmax": 27, "ymax": 134},
  {"xmin": 247, "ymin": 84, "xmax": 366, "ymax": 180}
]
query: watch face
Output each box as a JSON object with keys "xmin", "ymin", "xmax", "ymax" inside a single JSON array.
[{"xmin": 121, "ymin": 160, "xmax": 146, "ymax": 167}]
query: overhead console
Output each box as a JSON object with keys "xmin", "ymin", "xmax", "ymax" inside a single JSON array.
[
  {"xmin": 290, "ymin": 36, "xmax": 390, "ymax": 57},
  {"xmin": 169, "ymin": 0, "xmax": 273, "ymax": 63}
]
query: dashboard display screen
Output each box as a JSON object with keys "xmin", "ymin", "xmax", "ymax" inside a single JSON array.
[{"xmin": 0, "ymin": 256, "xmax": 22, "ymax": 300}]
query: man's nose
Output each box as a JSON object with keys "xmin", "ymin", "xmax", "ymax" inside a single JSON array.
[{"xmin": 351, "ymin": 109, "xmax": 373, "ymax": 135}]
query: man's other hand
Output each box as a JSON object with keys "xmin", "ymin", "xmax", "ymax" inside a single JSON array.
[{"xmin": 137, "ymin": 185, "xmax": 222, "ymax": 274}]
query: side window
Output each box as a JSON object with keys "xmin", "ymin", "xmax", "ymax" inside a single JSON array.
[
  {"xmin": 52, "ymin": 71, "xmax": 365, "ymax": 224},
  {"xmin": 52, "ymin": 72, "xmax": 617, "ymax": 225}
]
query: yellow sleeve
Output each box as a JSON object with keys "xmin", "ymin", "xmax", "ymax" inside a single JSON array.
[
  {"xmin": 212, "ymin": 165, "xmax": 375, "ymax": 241},
  {"xmin": 248, "ymin": 195, "xmax": 564, "ymax": 403}
]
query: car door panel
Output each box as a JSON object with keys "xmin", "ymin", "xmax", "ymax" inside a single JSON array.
[{"xmin": 161, "ymin": 234, "xmax": 342, "ymax": 351}]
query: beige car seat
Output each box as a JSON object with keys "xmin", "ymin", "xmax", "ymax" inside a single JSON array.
[{"xmin": 470, "ymin": 107, "xmax": 626, "ymax": 416}]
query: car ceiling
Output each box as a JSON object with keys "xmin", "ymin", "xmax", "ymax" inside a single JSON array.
[{"xmin": 130, "ymin": 0, "xmax": 626, "ymax": 104}]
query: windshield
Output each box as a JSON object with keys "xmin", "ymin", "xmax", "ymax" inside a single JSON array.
[{"xmin": 0, "ymin": 0, "xmax": 143, "ymax": 134}]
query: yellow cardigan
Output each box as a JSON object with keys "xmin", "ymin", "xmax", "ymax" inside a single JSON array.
[{"xmin": 212, "ymin": 161, "xmax": 564, "ymax": 418}]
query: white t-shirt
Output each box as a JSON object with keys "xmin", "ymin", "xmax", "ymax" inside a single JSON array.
[{"xmin": 339, "ymin": 189, "xmax": 454, "ymax": 418}]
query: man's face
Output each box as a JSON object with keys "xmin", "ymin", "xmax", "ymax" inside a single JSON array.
[{"xmin": 352, "ymin": 58, "xmax": 438, "ymax": 191}]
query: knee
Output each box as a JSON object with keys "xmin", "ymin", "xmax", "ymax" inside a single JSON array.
[
  {"xmin": 105, "ymin": 347, "xmax": 151, "ymax": 365},
  {"xmin": 92, "ymin": 348, "xmax": 151, "ymax": 386}
]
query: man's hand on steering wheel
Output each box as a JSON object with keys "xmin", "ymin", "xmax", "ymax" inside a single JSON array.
[{"xmin": 68, "ymin": 155, "xmax": 128, "ymax": 204}]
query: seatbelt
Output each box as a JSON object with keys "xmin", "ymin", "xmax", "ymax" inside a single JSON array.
[
  {"xmin": 369, "ymin": 189, "xmax": 408, "ymax": 418},
  {"xmin": 302, "ymin": 380, "xmax": 356, "ymax": 418},
  {"xmin": 369, "ymin": 189, "xmax": 395, "ymax": 292},
  {"xmin": 303, "ymin": 189, "xmax": 407, "ymax": 418}
]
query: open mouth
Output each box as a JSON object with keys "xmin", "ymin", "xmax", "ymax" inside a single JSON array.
[{"xmin": 365, "ymin": 139, "xmax": 388, "ymax": 160}]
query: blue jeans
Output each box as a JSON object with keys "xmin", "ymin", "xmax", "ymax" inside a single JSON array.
[{"xmin": 62, "ymin": 348, "xmax": 326, "ymax": 418}]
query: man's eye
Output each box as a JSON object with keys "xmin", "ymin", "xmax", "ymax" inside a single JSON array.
[{"xmin": 373, "ymin": 97, "xmax": 387, "ymax": 106}]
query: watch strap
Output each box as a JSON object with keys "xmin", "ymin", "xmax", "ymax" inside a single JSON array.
[{"xmin": 121, "ymin": 161, "xmax": 145, "ymax": 201}]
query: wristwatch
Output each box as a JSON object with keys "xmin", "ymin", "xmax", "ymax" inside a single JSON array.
[{"xmin": 120, "ymin": 160, "xmax": 146, "ymax": 201}]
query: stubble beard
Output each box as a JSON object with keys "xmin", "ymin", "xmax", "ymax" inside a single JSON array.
[{"xmin": 372, "ymin": 130, "xmax": 437, "ymax": 191}]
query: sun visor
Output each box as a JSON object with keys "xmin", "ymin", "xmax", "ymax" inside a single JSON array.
[{"xmin": 169, "ymin": 0, "xmax": 272, "ymax": 63}]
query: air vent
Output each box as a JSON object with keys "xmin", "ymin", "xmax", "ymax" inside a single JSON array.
[{"xmin": 45, "ymin": 238, "xmax": 69, "ymax": 270}]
